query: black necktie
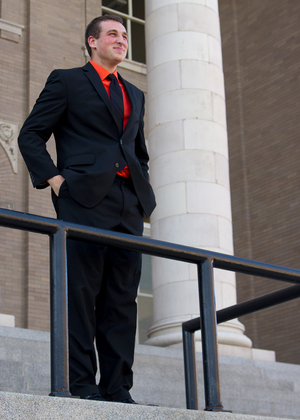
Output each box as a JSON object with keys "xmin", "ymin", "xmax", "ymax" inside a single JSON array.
[{"xmin": 106, "ymin": 74, "xmax": 124, "ymax": 136}]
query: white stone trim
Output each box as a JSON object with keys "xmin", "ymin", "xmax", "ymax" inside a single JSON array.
[
  {"xmin": 0, "ymin": 18, "xmax": 24, "ymax": 39},
  {"xmin": 0, "ymin": 314, "xmax": 15, "ymax": 327},
  {"xmin": 118, "ymin": 59, "xmax": 147, "ymax": 75},
  {"xmin": 0, "ymin": 121, "xmax": 18, "ymax": 173}
]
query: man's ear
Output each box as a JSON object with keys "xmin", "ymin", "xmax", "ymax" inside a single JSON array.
[{"xmin": 87, "ymin": 36, "xmax": 96, "ymax": 50}]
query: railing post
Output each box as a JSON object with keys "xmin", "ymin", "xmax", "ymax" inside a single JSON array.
[
  {"xmin": 49, "ymin": 228, "xmax": 72, "ymax": 397},
  {"xmin": 182, "ymin": 328, "xmax": 198, "ymax": 410},
  {"xmin": 198, "ymin": 259, "xmax": 224, "ymax": 411}
]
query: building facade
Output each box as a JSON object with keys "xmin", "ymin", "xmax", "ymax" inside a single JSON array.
[
  {"xmin": 219, "ymin": 0, "xmax": 300, "ymax": 365},
  {"xmin": 0, "ymin": 0, "xmax": 299, "ymax": 364}
]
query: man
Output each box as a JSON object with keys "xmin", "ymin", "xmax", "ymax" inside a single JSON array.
[{"xmin": 18, "ymin": 15, "xmax": 156, "ymax": 403}]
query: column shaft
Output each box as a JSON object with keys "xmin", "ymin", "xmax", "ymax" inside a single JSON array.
[{"xmin": 145, "ymin": 0, "xmax": 251, "ymax": 349}]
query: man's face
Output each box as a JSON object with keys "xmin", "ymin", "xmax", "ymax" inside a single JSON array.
[{"xmin": 88, "ymin": 20, "xmax": 128, "ymax": 70}]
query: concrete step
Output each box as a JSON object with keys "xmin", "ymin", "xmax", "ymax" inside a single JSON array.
[{"xmin": 0, "ymin": 392, "xmax": 295, "ymax": 420}]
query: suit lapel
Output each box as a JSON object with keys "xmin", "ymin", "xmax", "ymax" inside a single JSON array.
[
  {"xmin": 118, "ymin": 73, "xmax": 139, "ymax": 137},
  {"xmin": 83, "ymin": 62, "xmax": 116, "ymax": 125},
  {"xmin": 82, "ymin": 63, "xmax": 140, "ymax": 137}
]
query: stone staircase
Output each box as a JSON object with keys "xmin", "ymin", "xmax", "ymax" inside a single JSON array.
[{"xmin": 0, "ymin": 325, "xmax": 299, "ymax": 419}]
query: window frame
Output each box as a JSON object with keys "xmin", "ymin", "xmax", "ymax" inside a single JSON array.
[
  {"xmin": 136, "ymin": 221, "xmax": 153, "ymax": 344},
  {"xmin": 102, "ymin": 0, "xmax": 145, "ymax": 64}
]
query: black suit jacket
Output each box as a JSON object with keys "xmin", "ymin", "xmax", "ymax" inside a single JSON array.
[{"xmin": 18, "ymin": 62, "xmax": 156, "ymax": 217}]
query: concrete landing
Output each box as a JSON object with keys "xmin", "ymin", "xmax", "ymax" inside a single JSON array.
[{"xmin": 0, "ymin": 392, "xmax": 295, "ymax": 420}]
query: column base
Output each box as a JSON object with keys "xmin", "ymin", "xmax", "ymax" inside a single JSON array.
[{"xmin": 145, "ymin": 317, "xmax": 254, "ymax": 356}]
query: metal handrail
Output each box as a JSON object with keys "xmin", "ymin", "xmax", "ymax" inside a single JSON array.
[
  {"xmin": 182, "ymin": 284, "xmax": 300, "ymax": 411},
  {"xmin": 1, "ymin": 208, "xmax": 300, "ymax": 410}
]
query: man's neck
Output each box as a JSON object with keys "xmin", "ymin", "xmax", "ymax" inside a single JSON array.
[{"xmin": 90, "ymin": 57, "xmax": 118, "ymax": 74}]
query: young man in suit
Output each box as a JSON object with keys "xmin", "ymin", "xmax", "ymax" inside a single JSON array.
[{"xmin": 18, "ymin": 14, "xmax": 156, "ymax": 403}]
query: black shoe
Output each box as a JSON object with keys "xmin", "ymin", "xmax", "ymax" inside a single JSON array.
[
  {"xmin": 111, "ymin": 397, "xmax": 138, "ymax": 404},
  {"xmin": 122, "ymin": 398, "xmax": 138, "ymax": 404},
  {"xmin": 81, "ymin": 393, "xmax": 106, "ymax": 402},
  {"xmin": 117, "ymin": 399, "xmax": 158, "ymax": 406}
]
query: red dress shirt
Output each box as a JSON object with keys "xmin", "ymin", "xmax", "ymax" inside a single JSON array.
[{"xmin": 90, "ymin": 60, "xmax": 131, "ymax": 178}]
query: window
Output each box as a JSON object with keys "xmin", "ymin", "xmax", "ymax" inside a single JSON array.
[
  {"xmin": 137, "ymin": 222, "xmax": 153, "ymax": 344},
  {"xmin": 102, "ymin": 0, "xmax": 146, "ymax": 64}
]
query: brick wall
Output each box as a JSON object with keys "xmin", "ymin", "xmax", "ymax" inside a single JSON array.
[
  {"xmin": 1, "ymin": 0, "xmax": 91, "ymax": 330},
  {"xmin": 219, "ymin": 0, "xmax": 300, "ymax": 364},
  {"xmin": 0, "ymin": 0, "xmax": 28, "ymax": 328}
]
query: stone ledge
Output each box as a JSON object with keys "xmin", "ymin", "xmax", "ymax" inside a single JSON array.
[
  {"xmin": 0, "ymin": 392, "xmax": 293, "ymax": 420},
  {"xmin": 0, "ymin": 18, "xmax": 24, "ymax": 43},
  {"xmin": 0, "ymin": 325, "xmax": 49, "ymax": 342},
  {"xmin": 0, "ymin": 314, "xmax": 15, "ymax": 328}
]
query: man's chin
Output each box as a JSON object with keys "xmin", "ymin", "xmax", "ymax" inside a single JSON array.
[
  {"xmin": 114, "ymin": 56, "xmax": 126, "ymax": 65},
  {"xmin": 112, "ymin": 50, "xmax": 126, "ymax": 61}
]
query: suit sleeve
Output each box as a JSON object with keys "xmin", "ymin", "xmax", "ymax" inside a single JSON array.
[
  {"xmin": 18, "ymin": 70, "xmax": 67, "ymax": 188},
  {"xmin": 135, "ymin": 93, "xmax": 150, "ymax": 181}
]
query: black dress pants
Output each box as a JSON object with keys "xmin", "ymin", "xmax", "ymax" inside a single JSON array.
[{"xmin": 52, "ymin": 176, "xmax": 144, "ymax": 400}]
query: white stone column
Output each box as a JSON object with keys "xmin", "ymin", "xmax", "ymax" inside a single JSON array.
[{"xmin": 145, "ymin": 0, "xmax": 252, "ymax": 351}]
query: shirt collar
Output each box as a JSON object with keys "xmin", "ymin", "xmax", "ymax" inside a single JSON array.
[{"xmin": 90, "ymin": 60, "xmax": 119, "ymax": 81}]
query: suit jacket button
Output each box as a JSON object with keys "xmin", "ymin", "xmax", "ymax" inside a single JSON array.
[
  {"xmin": 115, "ymin": 163, "xmax": 119, "ymax": 168},
  {"xmin": 120, "ymin": 139, "xmax": 123, "ymax": 144}
]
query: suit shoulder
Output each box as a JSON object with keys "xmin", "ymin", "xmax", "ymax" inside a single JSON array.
[
  {"xmin": 47, "ymin": 66, "xmax": 87, "ymax": 86},
  {"xmin": 49, "ymin": 67, "xmax": 83, "ymax": 77},
  {"xmin": 53, "ymin": 66, "xmax": 83, "ymax": 72}
]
